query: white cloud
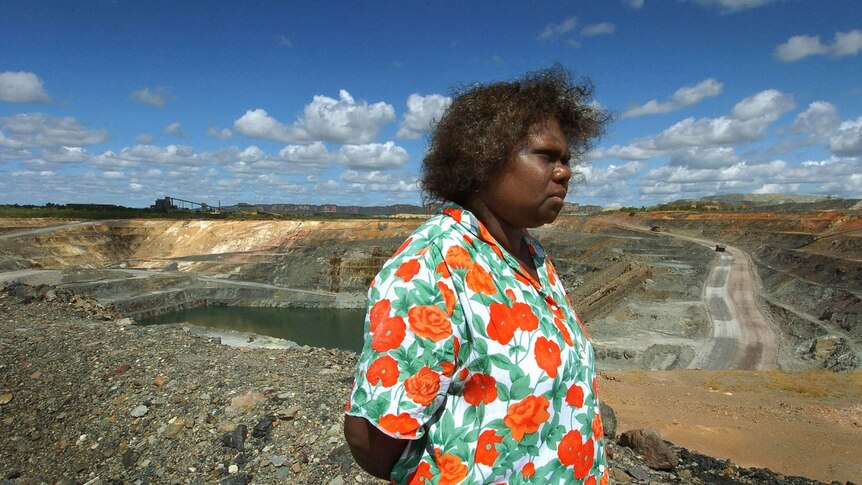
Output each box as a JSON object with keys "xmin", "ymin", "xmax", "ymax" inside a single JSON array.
[
  {"xmin": 234, "ymin": 109, "xmax": 302, "ymax": 142},
  {"xmin": 234, "ymin": 90, "xmax": 395, "ymax": 144},
  {"xmin": 687, "ymin": 0, "xmax": 781, "ymax": 14},
  {"xmin": 729, "ymin": 89, "xmax": 794, "ymax": 121},
  {"xmin": 622, "ymin": 0, "xmax": 644, "ymax": 9},
  {"xmin": 301, "ymin": 90, "xmax": 395, "ymax": 144},
  {"xmin": 396, "ymin": 94, "xmax": 452, "ymax": 140},
  {"xmin": 279, "ymin": 141, "xmax": 333, "ymax": 165},
  {"xmin": 90, "ymin": 144, "xmax": 202, "ymax": 169},
  {"xmin": 207, "ymin": 127, "xmax": 233, "ymax": 139},
  {"xmin": 163, "ymin": 122, "xmax": 184, "ymax": 136},
  {"xmin": 775, "ymin": 30, "xmax": 862, "ymax": 62},
  {"xmin": 624, "ymin": 78, "xmax": 723, "ymax": 118},
  {"xmin": 338, "ymin": 142, "xmax": 409, "ymax": 169},
  {"xmin": 102, "ymin": 171, "xmax": 124, "ymax": 179},
  {"xmin": 539, "ymin": 16, "xmax": 577, "ymax": 40},
  {"xmin": 775, "ymin": 35, "xmax": 829, "ymax": 62},
  {"xmin": 136, "ymin": 134, "xmax": 155, "ymax": 144},
  {"xmin": 669, "ymin": 146, "xmax": 741, "ymax": 168},
  {"xmin": 596, "ymin": 90, "xmax": 794, "ymax": 162},
  {"xmin": 833, "ymin": 30, "xmax": 862, "ymax": 57},
  {"xmin": 130, "ymin": 87, "xmax": 173, "ymax": 106},
  {"xmin": 790, "ymin": 102, "xmax": 839, "ymax": 138},
  {"xmin": 581, "ymin": 23, "xmax": 615, "ymax": 37},
  {"xmin": 585, "ymin": 161, "xmax": 645, "ymax": 184},
  {"xmin": 41, "ymin": 146, "xmax": 89, "ymax": 163},
  {"xmin": 828, "ymin": 117, "xmax": 862, "ymax": 156},
  {"xmin": 0, "ymin": 71, "xmax": 50, "ymax": 103},
  {"xmin": 0, "ymin": 113, "xmax": 107, "ymax": 148}
]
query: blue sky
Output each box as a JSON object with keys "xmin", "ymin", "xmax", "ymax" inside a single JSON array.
[{"xmin": 1, "ymin": 0, "xmax": 860, "ymax": 209}]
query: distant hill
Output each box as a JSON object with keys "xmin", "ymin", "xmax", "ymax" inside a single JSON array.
[
  {"xmin": 245, "ymin": 203, "xmax": 430, "ymax": 216},
  {"xmin": 653, "ymin": 194, "xmax": 860, "ymax": 212},
  {"xmin": 699, "ymin": 193, "xmax": 838, "ymax": 206}
]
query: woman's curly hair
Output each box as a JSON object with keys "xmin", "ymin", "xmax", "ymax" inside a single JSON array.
[{"xmin": 421, "ymin": 65, "xmax": 610, "ymax": 204}]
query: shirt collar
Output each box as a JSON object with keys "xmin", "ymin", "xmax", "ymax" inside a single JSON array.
[{"xmin": 439, "ymin": 201, "xmax": 548, "ymax": 291}]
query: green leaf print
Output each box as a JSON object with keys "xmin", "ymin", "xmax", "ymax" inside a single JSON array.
[
  {"xmin": 489, "ymin": 353, "xmax": 513, "ymax": 372},
  {"xmin": 508, "ymin": 362, "xmax": 526, "ymax": 383},
  {"xmin": 366, "ymin": 394, "xmax": 389, "ymax": 419},
  {"xmin": 353, "ymin": 387, "xmax": 368, "ymax": 406},
  {"xmin": 497, "ymin": 383, "xmax": 510, "ymax": 402},
  {"xmin": 509, "ymin": 375, "xmax": 533, "ymax": 401}
]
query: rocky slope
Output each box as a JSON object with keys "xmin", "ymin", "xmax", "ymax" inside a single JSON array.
[{"xmin": 0, "ymin": 283, "xmax": 844, "ymax": 485}]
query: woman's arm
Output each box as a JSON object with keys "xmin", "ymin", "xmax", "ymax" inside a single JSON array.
[{"xmin": 343, "ymin": 414, "xmax": 409, "ymax": 480}]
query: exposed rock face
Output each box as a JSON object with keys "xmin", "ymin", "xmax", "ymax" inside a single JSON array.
[
  {"xmin": 0, "ymin": 284, "xmax": 837, "ymax": 485},
  {"xmin": 618, "ymin": 429, "xmax": 679, "ymax": 471},
  {"xmin": 1, "ymin": 208, "xmax": 859, "ymax": 372}
]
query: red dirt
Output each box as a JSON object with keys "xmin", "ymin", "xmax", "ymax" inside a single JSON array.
[{"xmin": 599, "ymin": 370, "xmax": 862, "ymax": 484}]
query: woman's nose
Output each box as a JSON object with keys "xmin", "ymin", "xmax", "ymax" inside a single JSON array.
[{"xmin": 553, "ymin": 162, "xmax": 571, "ymax": 183}]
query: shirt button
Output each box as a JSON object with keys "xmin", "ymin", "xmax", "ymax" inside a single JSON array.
[{"xmin": 551, "ymin": 305, "xmax": 559, "ymax": 311}]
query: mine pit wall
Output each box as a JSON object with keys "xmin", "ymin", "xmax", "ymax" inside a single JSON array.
[{"xmin": 631, "ymin": 211, "xmax": 862, "ymax": 370}]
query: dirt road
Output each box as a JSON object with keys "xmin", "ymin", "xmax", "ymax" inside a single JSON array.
[{"xmin": 608, "ymin": 221, "xmax": 778, "ymax": 370}]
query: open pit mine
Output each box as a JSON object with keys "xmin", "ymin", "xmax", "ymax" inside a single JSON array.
[{"xmin": 1, "ymin": 203, "xmax": 859, "ymax": 373}]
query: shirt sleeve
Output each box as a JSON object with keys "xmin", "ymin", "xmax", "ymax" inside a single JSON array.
[{"xmin": 346, "ymin": 239, "xmax": 463, "ymax": 440}]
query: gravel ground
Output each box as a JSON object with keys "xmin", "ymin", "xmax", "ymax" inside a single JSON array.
[{"xmin": 0, "ymin": 283, "xmax": 838, "ymax": 485}]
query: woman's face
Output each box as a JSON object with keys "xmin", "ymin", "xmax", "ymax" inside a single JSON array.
[{"xmin": 478, "ymin": 118, "xmax": 572, "ymax": 230}]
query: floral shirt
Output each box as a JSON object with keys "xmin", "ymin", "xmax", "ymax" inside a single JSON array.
[{"xmin": 347, "ymin": 203, "xmax": 608, "ymax": 484}]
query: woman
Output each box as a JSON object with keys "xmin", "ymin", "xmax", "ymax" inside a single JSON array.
[{"xmin": 344, "ymin": 66, "xmax": 611, "ymax": 484}]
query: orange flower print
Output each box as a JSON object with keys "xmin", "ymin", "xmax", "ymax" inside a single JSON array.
[
  {"xmin": 566, "ymin": 384, "xmax": 585, "ymax": 407},
  {"xmin": 558, "ymin": 429, "xmax": 580, "ymax": 466},
  {"xmin": 592, "ymin": 412, "xmax": 603, "ymax": 440},
  {"xmin": 369, "ymin": 298, "xmax": 391, "ymax": 333},
  {"xmin": 574, "ymin": 437, "xmax": 595, "ymax": 479},
  {"xmin": 463, "ymin": 234, "xmax": 473, "ymax": 245},
  {"xmin": 442, "ymin": 206, "xmax": 462, "ymax": 222},
  {"xmin": 600, "ymin": 468, "xmax": 609, "ymax": 485},
  {"xmin": 408, "ymin": 305, "xmax": 453, "ymax": 342},
  {"xmin": 534, "ymin": 336, "xmax": 562, "ymax": 378},
  {"xmin": 475, "ymin": 429, "xmax": 502, "ymax": 466},
  {"xmin": 407, "ymin": 461, "xmax": 433, "ymax": 485},
  {"xmin": 404, "ymin": 366, "xmax": 441, "ymax": 406},
  {"xmin": 512, "ymin": 302, "xmax": 539, "ymax": 331},
  {"xmin": 435, "ymin": 450, "xmax": 468, "ymax": 485},
  {"xmin": 465, "ymin": 263, "xmax": 496, "ymax": 295},
  {"xmin": 559, "ymin": 431, "xmax": 595, "ymax": 479},
  {"xmin": 463, "ymin": 373, "xmax": 497, "ymax": 406},
  {"xmin": 487, "ymin": 303, "xmax": 518, "ymax": 345},
  {"xmin": 371, "ymin": 316, "xmax": 406, "ymax": 352},
  {"xmin": 458, "ymin": 368, "xmax": 469, "ymax": 382},
  {"xmin": 366, "ymin": 355, "xmax": 399, "ymax": 387},
  {"xmin": 379, "ymin": 413, "xmax": 420, "ymax": 438},
  {"xmin": 437, "ymin": 281, "xmax": 456, "ymax": 316},
  {"xmin": 585, "ymin": 477, "xmax": 596, "ymax": 485},
  {"xmin": 546, "ymin": 297, "xmax": 564, "ymax": 320},
  {"xmin": 478, "ymin": 222, "xmax": 496, "ymax": 246},
  {"xmin": 514, "ymin": 270, "xmax": 534, "ymax": 288},
  {"xmin": 554, "ymin": 317, "xmax": 574, "ymax": 347},
  {"xmin": 444, "ymin": 245, "xmax": 473, "ymax": 270},
  {"xmin": 547, "ymin": 262, "xmax": 558, "ymax": 286},
  {"xmin": 395, "ymin": 259, "xmax": 421, "ymax": 282},
  {"xmin": 504, "ymin": 395, "xmax": 550, "ymax": 442},
  {"xmin": 393, "ymin": 237, "xmax": 414, "ymax": 258},
  {"xmin": 435, "ymin": 261, "xmax": 451, "ymax": 278},
  {"xmin": 521, "ymin": 462, "xmax": 536, "ymax": 479},
  {"xmin": 439, "ymin": 361, "xmax": 455, "ymax": 377}
]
